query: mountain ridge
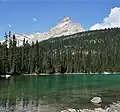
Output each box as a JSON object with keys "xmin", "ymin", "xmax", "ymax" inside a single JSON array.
[{"xmin": 0, "ymin": 16, "xmax": 85, "ymax": 45}]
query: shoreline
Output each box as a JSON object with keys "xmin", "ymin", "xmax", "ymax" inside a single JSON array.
[{"xmin": 23, "ymin": 72, "xmax": 120, "ymax": 76}]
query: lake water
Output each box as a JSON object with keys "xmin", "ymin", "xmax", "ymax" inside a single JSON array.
[{"xmin": 0, "ymin": 74, "xmax": 120, "ymax": 112}]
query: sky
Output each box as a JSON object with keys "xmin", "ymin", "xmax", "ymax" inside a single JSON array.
[{"xmin": 0, "ymin": 0, "xmax": 120, "ymax": 40}]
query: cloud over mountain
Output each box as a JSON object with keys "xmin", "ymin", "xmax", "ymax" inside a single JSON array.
[
  {"xmin": 90, "ymin": 7, "xmax": 120, "ymax": 30},
  {"xmin": 8, "ymin": 24, "xmax": 12, "ymax": 28},
  {"xmin": 33, "ymin": 18, "xmax": 37, "ymax": 22}
]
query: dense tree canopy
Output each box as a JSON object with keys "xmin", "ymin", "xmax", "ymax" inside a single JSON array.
[{"xmin": 0, "ymin": 28, "xmax": 120, "ymax": 75}]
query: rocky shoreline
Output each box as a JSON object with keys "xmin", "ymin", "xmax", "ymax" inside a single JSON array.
[
  {"xmin": 0, "ymin": 100, "xmax": 120, "ymax": 112},
  {"xmin": 61, "ymin": 101, "xmax": 120, "ymax": 112}
]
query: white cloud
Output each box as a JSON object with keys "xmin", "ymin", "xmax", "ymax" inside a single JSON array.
[
  {"xmin": 33, "ymin": 18, "xmax": 37, "ymax": 22},
  {"xmin": 90, "ymin": 7, "xmax": 120, "ymax": 30},
  {"xmin": 8, "ymin": 24, "xmax": 12, "ymax": 28}
]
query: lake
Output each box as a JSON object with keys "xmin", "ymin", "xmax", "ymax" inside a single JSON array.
[{"xmin": 0, "ymin": 74, "xmax": 120, "ymax": 112}]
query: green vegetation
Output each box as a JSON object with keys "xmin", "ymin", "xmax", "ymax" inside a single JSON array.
[{"xmin": 0, "ymin": 28, "xmax": 120, "ymax": 75}]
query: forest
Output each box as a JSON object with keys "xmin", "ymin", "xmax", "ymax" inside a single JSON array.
[{"xmin": 0, "ymin": 28, "xmax": 120, "ymax": 75}]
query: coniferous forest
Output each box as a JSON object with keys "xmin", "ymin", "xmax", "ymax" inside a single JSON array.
[{"xmin": 0, "ymin": 28, "xmax": 120, "ymax": 75}]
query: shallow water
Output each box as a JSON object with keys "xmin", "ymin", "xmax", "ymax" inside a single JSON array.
[{"xmin": 0, "ymin": 74, "xmax": 120, "ymax": 112}]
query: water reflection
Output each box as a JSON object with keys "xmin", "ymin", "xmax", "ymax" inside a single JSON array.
[
  {"xmin": 0, "ymin": 74, "xmax": 120, "ymax": 112},
  {"xmin": 0, "ymin": 98, "xmax": 61, "ymax": 112}
]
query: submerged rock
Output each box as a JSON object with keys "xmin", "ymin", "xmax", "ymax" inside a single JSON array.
[
  {"xmin": 94, "ymin": 108, "xmax": 106, "ymax": 112},
  {"xmin": 91, "ymin": 97, "xmax": 102, "ymax": 104},
  {"xmin": 67, "ymin": 108, "xmax": 77, "ymax": 112},
  {"xmin": 80, "ymin": 109, "xmax": 94, "ymax": 112},
  {"xmin": 61, "ymin": 110, "xmax": 69, "ymax": 112}
]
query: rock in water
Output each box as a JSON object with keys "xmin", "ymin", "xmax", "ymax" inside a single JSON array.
[
  {"xmin": 67, "ymin": 108, "xmax": 77, "ymax": 112},
  {"xmin": 5, "ymin": 75, "xmax": 11, "ymax": 79},
  {"xmin": 91, "ymin": 97, "xmax": 102, "ymax": 104},
  {"xmin": 61, "ymin": 109, "xmax": 77, "ymax": 112}
]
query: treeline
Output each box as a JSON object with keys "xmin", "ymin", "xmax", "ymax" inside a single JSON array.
[{"xmin": 0, "ymin": 28, "xmax": 120, "ymax": 75}]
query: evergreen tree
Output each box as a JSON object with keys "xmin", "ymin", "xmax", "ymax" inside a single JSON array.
[{"xmin": 0, "ymin": 28, "xmax": 120, "ymax": 75}]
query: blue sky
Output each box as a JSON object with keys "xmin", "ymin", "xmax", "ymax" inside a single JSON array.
[{"xmin": 0, "ymin": 0, "xmax": 120, "ymax": 39}]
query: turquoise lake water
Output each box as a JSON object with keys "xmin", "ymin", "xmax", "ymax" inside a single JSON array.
[{"xmin": 0, "ymin": 74, "xmax": 120, "ymax": 111}]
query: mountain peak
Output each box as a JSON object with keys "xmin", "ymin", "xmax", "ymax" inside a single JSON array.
[
  {"xmin": 60, "ymin": 16, "xmax": 71, "ymax": 23},
  {"xmin": 48, "ymin": 16, "xmax": 85, "ymax": 38}
]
